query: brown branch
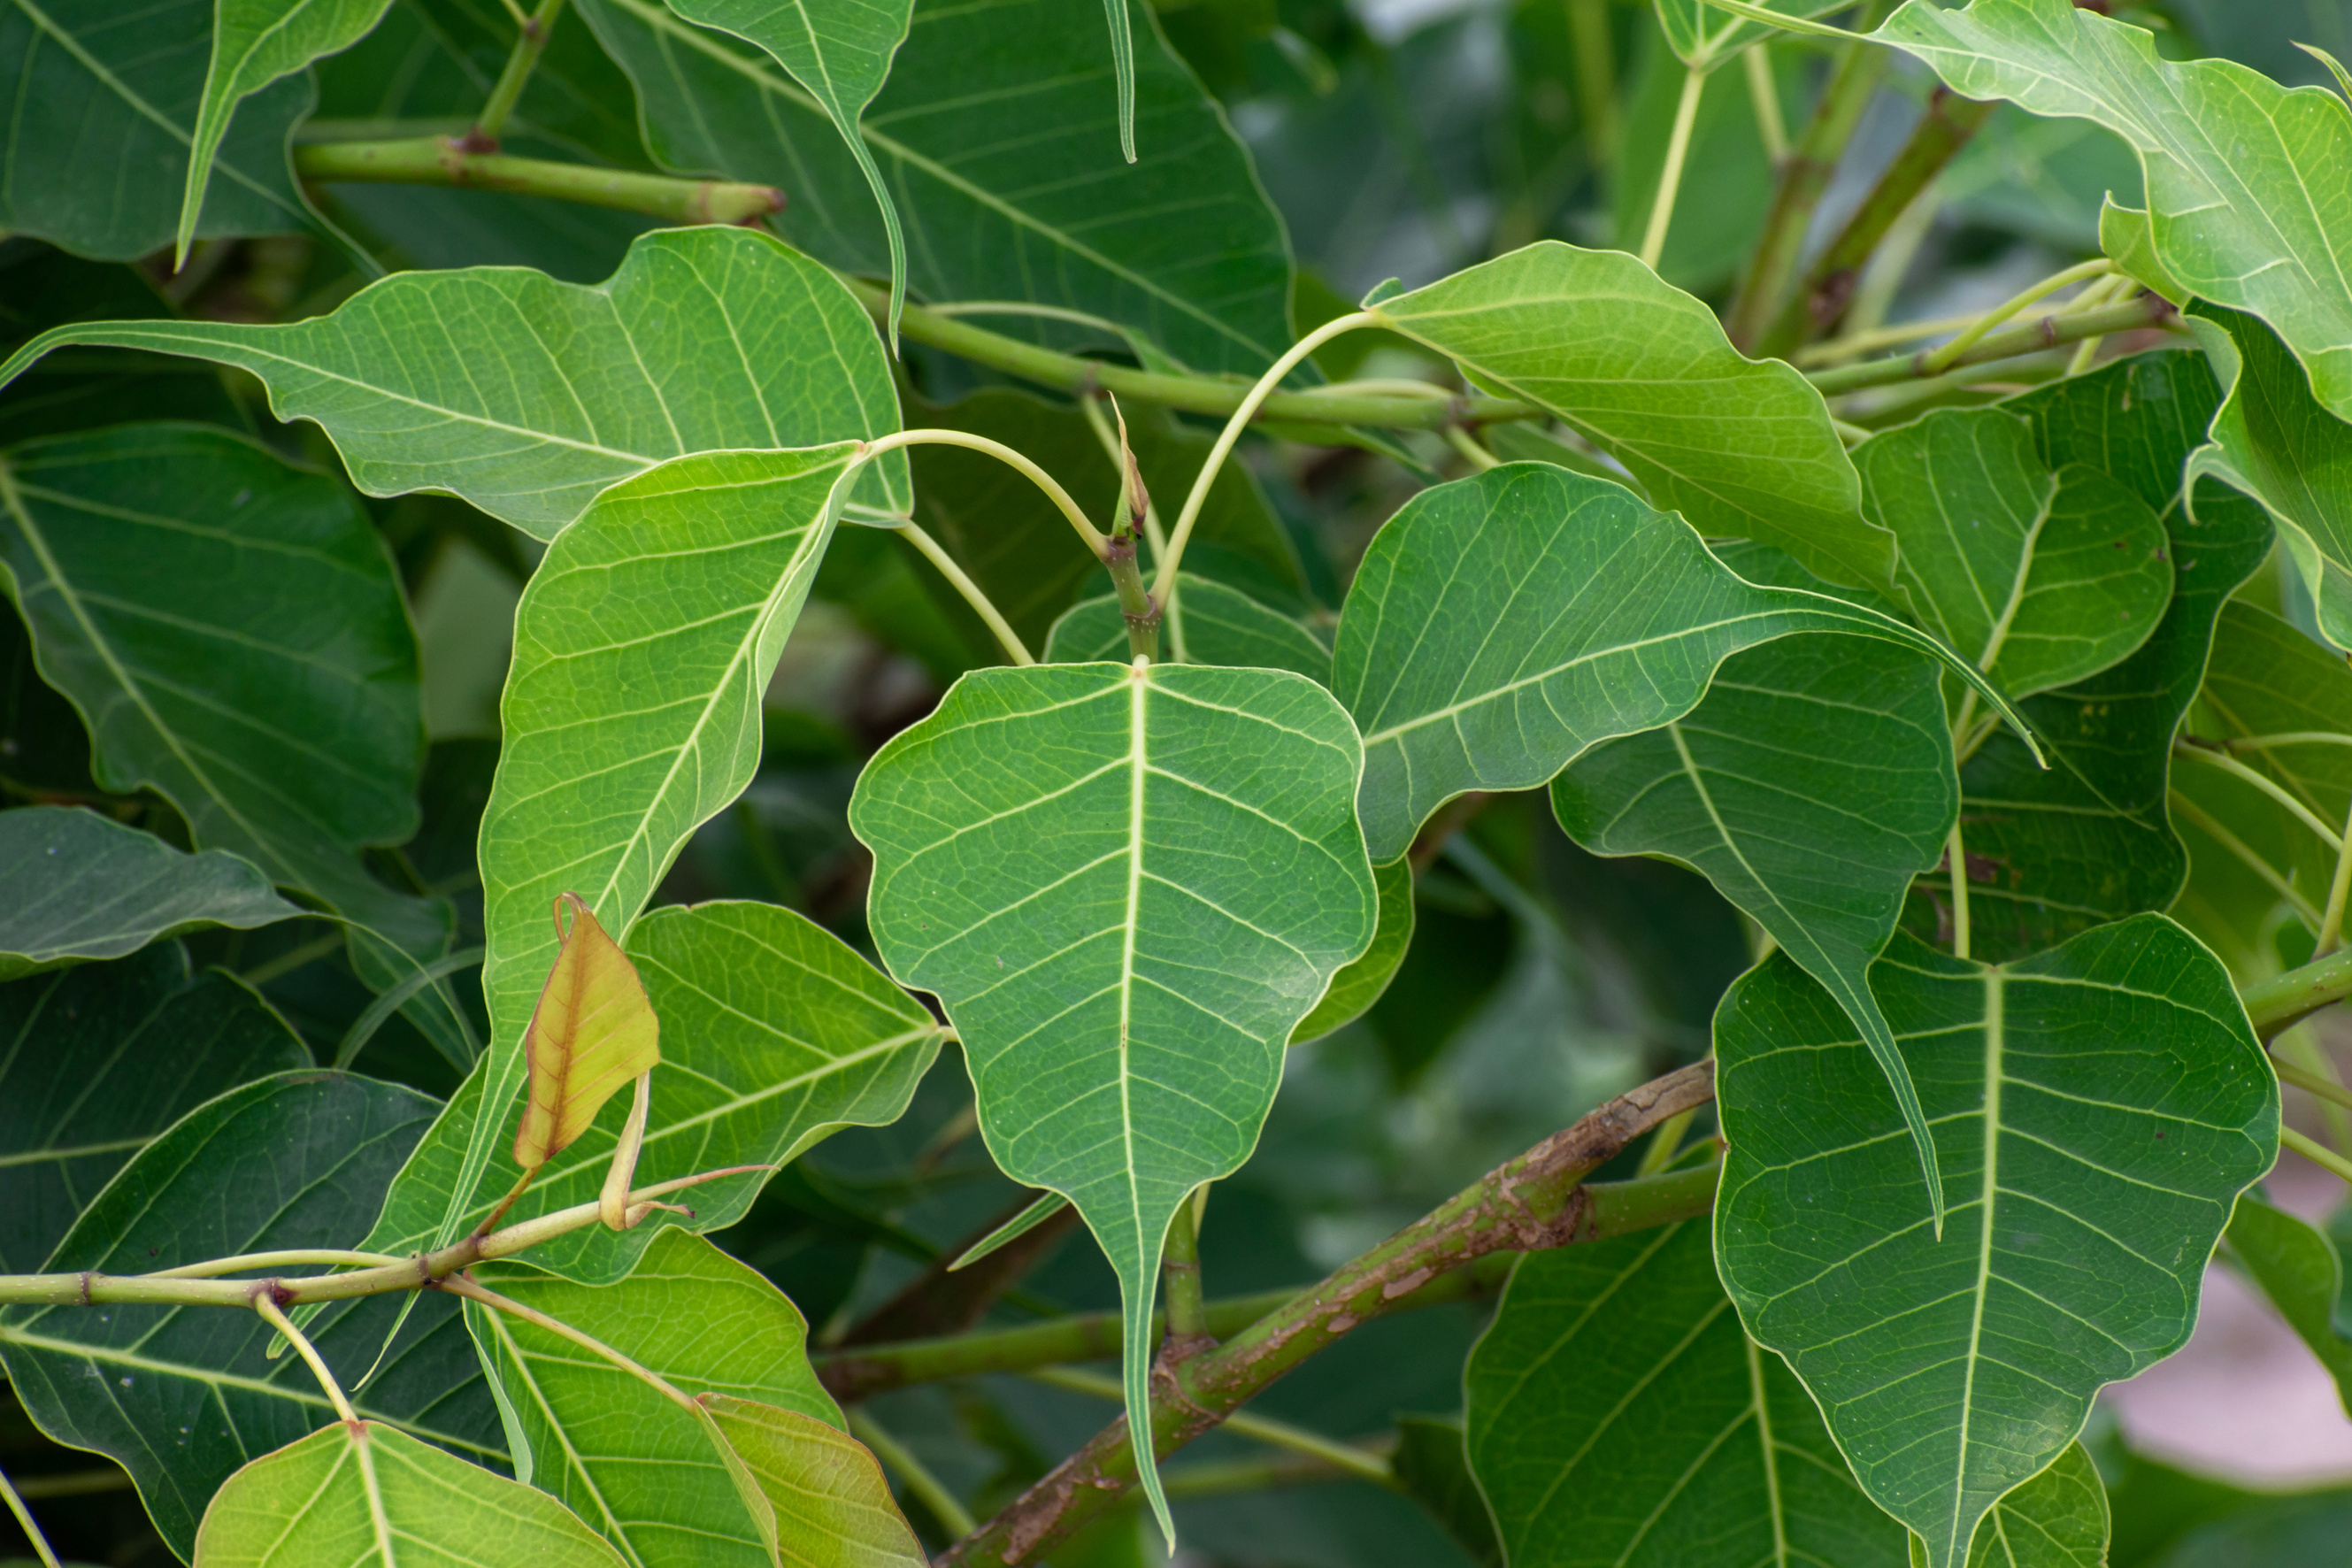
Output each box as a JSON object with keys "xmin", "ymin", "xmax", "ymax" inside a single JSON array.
[{"xmin": 935, "ymin": 1061, "xmax": 1718, "ymax": 1565}]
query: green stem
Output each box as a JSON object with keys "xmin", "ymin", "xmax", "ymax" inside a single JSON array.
[
  {"xmin": 2169, "ymin": 790, "xmax": 2325, "ymax": 931},
  {"xmin": 1919, "ymin": 259, "xmax": 2114, "ymax": 373},
  {"xmin": 469, "ymin": 0, "xmax": 568, "ymax": 149},
  {"xmin": 1639, "ymin": 65, "xmax": 1710, "ymax": 270},
  {"xmin": 0, "ymin": 1464, "xmax": 59, "ymax": 1568},
  {"xmin": 934, "ymin": 1066, "xmax": 1719, "ymax": 1565},
  {"xmin": 863, "ymin": 429, "xmax": 1106, "ymax": 556},
  {"xmin": 1103, "ymin": 533, "xmax": 1161, "ymax": 659},
  {"xmin": 1025, "ymin": 1367, "xmax": 1395, "ymax": 1487},
  {"xmin": 2172, "ymin": 742, "xmax": 2345, "ymax": 850},
  {"xmin": 896, "ymin": 521, "xmax": 1035, "ymax": 665},
  {"xmin": 1743, "ymin": 44, "xmax": 1787, "ymax": 164},
  {"xmin": 2283, "ymin": 1126, "xmax": 2352, "ymax": 1187},
  {"xmin": 1806, "ymin": 296, "xmax": 2178, "ymax": 396},
  {"xmin": 1946, "ymin": 819, "xmax": 1972, "ymax": 962},
  {"xmin": 1726, "ymin": 4, "xmax": 1887, "ymax": 348},
  {"xmin": 1443, "ymin": 423, "xmax": 1501, "ymax": 471},
  {"xmin": 1754, "ymin": 89, "xmax": 1997, "ymax": 359},
  {"xmin": 2241, "ymin": 948, "xmax": 2352, "ymax": 1039},
  {"xmin": 1161, "ymin": 1198, "xmax": 1210, "ymax": 1346},
  {"xmin": 2275, "ymin": 1054, "xmax": 2352, "ymax": 1115},
  {"xmin": 1568, "ymin": 0, "xmax": 1618, "ymax": 172},
  {"xmin": 254, "ymin": 1295, "xmax": 359, "ymax": 1425},
  {"xmin": 2317, "ymin": 792, "xmax": 2352, "ymax": 953},
  {"xmin": 848, "ymin": 1410, "xmax": 977, "ymax": 1538},
  {"xmin": 1153, "ymin": 1453, "xmax": 1354, "ymax": 1501},
  {"xmin": 295, "ymin": 140, "xmax": 783, "ymax": 226}
]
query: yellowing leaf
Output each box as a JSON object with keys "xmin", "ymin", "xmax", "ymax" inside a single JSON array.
[{"xmin": 513, "ymin": 894, "xmax": 662, "ymax": 1172}]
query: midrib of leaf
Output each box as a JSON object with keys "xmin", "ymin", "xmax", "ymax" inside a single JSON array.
[
  {"xmin": 599, "ymin": 0, "xmax": 1278, "ymax": 364},
  {"xmin": 1118, "ymin": 671, "xmax": 1147, "ymax": 1261},
  {"xmin": 353, "ymin": 1426, "xmax": 398, "ymax": 1568},
  {"xmin": 1948, "ymin": 967, "xmax": 2005, "ymax": 1568},
  {"xmin": 1743, "ymin": 1334, "xmax": 1792, "ymax": 1568},
  {"xmin": 8, "ymin": 0, "xmax": 309, "ymax": 222}
]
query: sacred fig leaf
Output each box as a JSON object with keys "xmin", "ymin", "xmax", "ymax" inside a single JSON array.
[
  {"xmin": 179, "ymin": 0, "xmax": 398, "ymax": 265},
  {"xmin": 1875, "ymin": 0, "xmax": 2352, "ymax": 423},
  {"xmin": 575, "ymin": 0, "xmax": 1296, "ymax": 376},
  {"xmin": 1365, "ymin": 244, "xmax": 1890, "ymax": 588},
  {"xmin": 0, "ymin": 0, "xmax": 319, "ymax": 259},
  {"xmin": 1290, "ymin": 855, "xmax": 1415, "ymax": 1044},
  {"xmin": 2225, "ymin": 1195, "xmax": 2352, "ymax": 1416},
  {"xmin": 1048, "ymin": 573, "xmax": 1331, "ymax": 680},
  {"xmin": 0, "ymin": 227, "xmax": 908, "ymax": 538},
  {"xmin": 1856, "ymin": 407, "xmax": 2171, "ymax": 699},
  {"xmin": 851, "ymin": 658, "xmax": 1378, "ymax": 1539},
  {"xmin": 1552, "ymin": 631, "xmax": 1956, "ymax": 1206},
  {"xmin": 0, "ymin": 942, "xmax": 307, "ymax": 1271},
  {"xmin": 360, "ymin": 899, "xmax": 942, "ymax": 1284},
  {"xmin": 2185, "ymin": 306, "xmax": 2352, "ymax": 650},
  {"xmin": 698, "ymin": 1396, "xmax": 926, "ymax": 1568},
  {"xmin": 1898, "ymin": 352, "xmax": 2274, "ymax": 960},
  {"xmin": 1714, "ymin": 915, "xmax": 2277, "ymax": 1568},
  {"xmin": 1948, "ymin": 1443, "xmax": 2110, "ymax": 1568},
  {"xmin": 1466, "ymin": 1218, "xmax": 1910, "ymax": 1568},
  {"xmin": 666, "ymin": 0, "xmax": 915, "ymax": 342},
  {"xmin": 511, "ymin": 893, "xmax": 661, "ymax": 1173},
  {"xmin": 0, "ymin": 1072, "xmax": 503, "ymax": 1559},
  {"xmin": 195, "ymin": 1419, "xmax": 627, "ymax": 1568},
  {"xmin": 0, "ymin": 807, "xmax": 299, "ymax": 981}
]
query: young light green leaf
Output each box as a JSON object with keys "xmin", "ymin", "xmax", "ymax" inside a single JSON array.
[
  {"xmin": 1367, "ymin": 243, "xmax": 1890, "ymax": 588},
  {"xmin": 2185, "ymin": 306, "xmax": 2352, "ymax": 650},
  {"xmin": 0, "ymin": 1072, "xmax": 503, "ymax": 1559},
  {"xmin": 1047, "ymin": 573, "xmax": 1331, "ymax": 680},
  {"xmin": 1856, "ymin": 408, "xmax": 2172, "ymax": 698},
  {"xmin": 1715, "ymin": 915, "xmax": 2277, "ymax": 1568},
  {"xmin": 1289, "ymin": 854, "xmax": 1415, "ymax": 1044},
  {"xmin": 1874, "ymin": 0, "xmax": 2352, "ymax": 422},
  {"xmin": 195, "ymin": 1418, "xmax": 626, "ymax": 1568},
  {"xmin": 0, "ymin": 228, "xmax": 907, "ymax": 538},
  {"xmin": 2225, "ymin": 1195, "xmax": 2352, "ymax": 1416},
  {"xmin": 697, "ymin": 1396, "xmax": 926, "ymax": 1568},
  {"xmin": 1901, "ymin": 352, "xmax": 2273, "ymax": 960},
  {"xmin": 0, "ymin": 0, "xmax": 319, "ymax": 259},
  {"xmin": 576, "ymin": 0, "xmax": 1296, "ymax": 376},
  {"xmin": 0, "ymin": 942, "xmax": 306, "ymax": 1271},
  {"xmin": 357, "ymin": 898, "xmax": 943, "ymax": 1283},
  {"xmin": 0, "ymin": 807, "xmax": 298, "ymax": 982},
  {"xmin": 850, "ymin": 659, "xmax": 1378, "ymax": 1541},
  {"xmin": 1553, "ymin": 631, "xmax": 1955, "ymax": 1203},
  {"xmin": 512, "ymin": 894, "xmax": 662, "ymax": 1173},
  {"xmin": 666, "ymin": 0, "xmax": 914, "ymax": 343},
  {"xmin": 179, "ymin": 0, "xmax": 397, "ymax": 265},
  {"xmin": 1466, "ymin": 1218, "xmax": 1910, "ymax": 1568},
  {"xmin": 1948, "ymin": 1443, "xmax": 2110, "ymax": 1568}
]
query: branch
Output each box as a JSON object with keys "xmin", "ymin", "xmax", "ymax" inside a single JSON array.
[
  {"xmin": 1806, "ymin": 294, "xmax": 2178, "ymax": 396},
  {"xmin": 2243, "ymin": 947, "xmax": 2352, "ymax": 1039},
  {"xmin": 294, "ymin": 140, "xmax": 785, "ymax": 227},
  {"xmin": 936, "ymin": 1062, "xmax": 1718, "ymax": 1565}
]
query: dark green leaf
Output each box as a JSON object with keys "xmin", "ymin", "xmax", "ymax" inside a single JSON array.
[
  {"xmin": 1290, "ymin": 854, "xmax": 1415, "ymax": 1044},
  {"xmin": 576, "ymin": 0, "xmax": 1296, "ymax": 375},
  {"xmin": 1715, "ymin": 915, "xmax": 2277, "ymax": 1568},
  {"xmin": 1390, "ymin": 1416, "xmax": 1500, "ymax": 1568},
  {"xmin": 1047, "ymin": 573, "xmax": 1330, "ymax": 680},
  {"xmin": 0, "ymin": 242, "xmax": 248, "ymax": 446},
  {"xmin": 0, "ymin": 942, "xmax": 307, "ymax": 1271},
  {"xmin": 0, "ymin": 1071, "xmax": 503, "ymax": 1559},
  {"xmin": 1950, "ymin": 1443, "xmax": 2110, "ymax": 1568},
  {"xmin": 2223, "ymin": 1195, "xmax": 2352, "ymax": 1417},
  {"xmin": 1465, "ymin": 1218, "xmax": 1908, "ymax": 1568}
]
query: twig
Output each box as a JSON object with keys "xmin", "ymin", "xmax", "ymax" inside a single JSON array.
[
  {"xmin": 1640, "ymin": 65, "xmax": 1711, "ymax": 270},
  {"xmin": 2241, "ymin": 948, "xmax": 2352, "ymax": 1039},
  {"xmin": 468, "ymin": 0, "xmax": 568, "ymax": 149},
  {"xmin": 295, "ymin": 141, "xmax": 784, "ymax": 226},
  {"xmin": 1808, "ymin": 295, "xmax": 2177, "ymax": 396},
  {"xmin": 253, "ymin": 1295, "xmax": 358, "ymax": 1426},
  {"xmin": 0, "ymin": 1464, "xmax": 62, "ymax": 1568},
  {"xmin": 895, "ymin": 522, "xmax": 1036, "ymax": 665}
]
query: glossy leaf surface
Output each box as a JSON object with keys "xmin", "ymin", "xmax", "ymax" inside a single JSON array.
[
  {"xmin": 852, "ymin": 659, "xmax": 1376, "ymax": 1532},
  {"xmin": 1369, "ymin": 244, "xmax": 1888, "ymax": 587},
  {"xmin": 0, "ymin": 806, "xmax": 298, "ymax": 981},
  {"xmin": 578, "ymin": 0, "xmax": 1295, "ymax": 375},
  {"xmin": 1047, "ymin": 573, "xmax": 1330, "ymax": 680},
  {"xmin": 0, "ymin": 1072, "xmax": 501, "ymax": 1557},
  {"xmin": 1715, "ymin": 917, "xmax": 2276, "ymax": 1568},
  {"xmin": 195, "ymin": 1418, "xmax": 626, "ymax": 1568},
  {"xmin": 0, "ymin": 942, "xmax": 307, "ymax": 1271},
  {"xmin": 362, "ymin": 899, "xmax": 942, "ymax": 1282},
  {"xmin": 1466, "ymin": 1218, "xmax": 1909, "ymax": 1568},
  {"xmin": 1856, "ymin": 408, "xmax": 2171, "ymax": 698},
  {"xmin": 0, "ymin": 229, "xmax": 906, "ymax": 537},
  {"xmin": 1878, "ymin": 0, "xmax": 2352, "ymax": 421}
]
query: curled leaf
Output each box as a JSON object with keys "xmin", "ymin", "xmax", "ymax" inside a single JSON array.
[{"xmin": 514, "ymin": 894, "xmax": 662, "ymax": 1172}]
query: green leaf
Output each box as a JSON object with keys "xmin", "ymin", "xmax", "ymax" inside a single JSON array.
[
  {"xmin": 1552, "ymin": 631, "xmax": 1956, "ymax": 1204},
  {"xmin": 0, "ymin": 806, "xmax": 299, "ymax": 981},
  {"xmin": 575, "ymin": 0, "xmax": 1297, "ymax": 375},
  {"xmin": 0, "ymin": 941, "xmax": 307, "ymax": 1271},
  {"xmin": 0, "ymin": 0, "xmax": 319, "ymax": 259},
  {"xmin": 2185, "ymin": 306, "xmax": 2352, "ymax": 650},
  {"xmin": 850, "ymin": 659, "xmax": 1378, "ymax": 1539},
  {"xmin": 1465, "ymin": 1217, "xmax": 1910, "ymax": 1568},
  {"xmin": 667, "ymin": 0, "xmax": 914, "ymax": 342},
  {"xmin": 2098, "ymin": 201, "xmax": 2187, "ymax": 308},
  {"xmin": 1946, "ymin": 108, "xmax": 2143, "ymax": 254},
  {"xmin": 696, "ymin": 1396, "xmax": 926, "ymax": 1568},
  {"xmin": 1290, "ymin": 854, "xmax": 1415, "ymax": 1044},
  {"xmin": 2224, "ymin": 1196, "xmax": 2352, "ymax": 1418},
  {"xmin": 358, "ymin": 898, "xmax": 942, "ymax": 1282},
  {"xmin": 1368, "ymin": 244, "xmax": 1890, "ymax": 588},
  {"xmin": 1047, "ymin": 573, "xmax": 1331, "ymax": 680},
  {"xmin": 1714, "ymin": 915, "xmax": 2277, "ymax": 1568},
  {"xmin": 0, "ymin": 245, "xmax": 250, "ymax": 446},
  {"xmin": 1874, "ymin": 0, "xmax": 2352, "ymax": 423},
  {"xmin": 1947, "ymin": 1444, "xmax": 2110, "ymax": 1568},
  {"xmin": 180, "ymin": 0, "xmax": 397, "ymax": 264},
  {"xmin": 0, "ymin": 228, "xmax": 908, "ymax": 538},
  {"xmin": 1856, "ymin": 408, "xmax": 2173, "ymax": 699},
  {"xmin": 195, "ymin": 1419, "xmax": 626, "ymax": 1568},
  {"xmin": 0, "ymin": 1071, "xmax": 504, "ymax": 1558},
  {"xmin": 1654, "ymin": 0, "xmax": 1848, "ymax": 67},
  {"xmin": 1899, "ymin": 351, "xmax": 2274, "ymax": 961}
]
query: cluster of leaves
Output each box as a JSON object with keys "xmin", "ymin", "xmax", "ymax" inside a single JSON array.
[{"xmin": 5, "ymin": 0, "xmax": 2352, "ymax": 1566}]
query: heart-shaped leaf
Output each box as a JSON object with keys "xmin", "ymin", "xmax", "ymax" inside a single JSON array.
[
  {"xmin": 851, "ymin": 659, "xmax": 1376, "ymax": 1538},
  {"xmin": 1714, "ymin": 915, "xmax": 2276, "ymax": 1568}
]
